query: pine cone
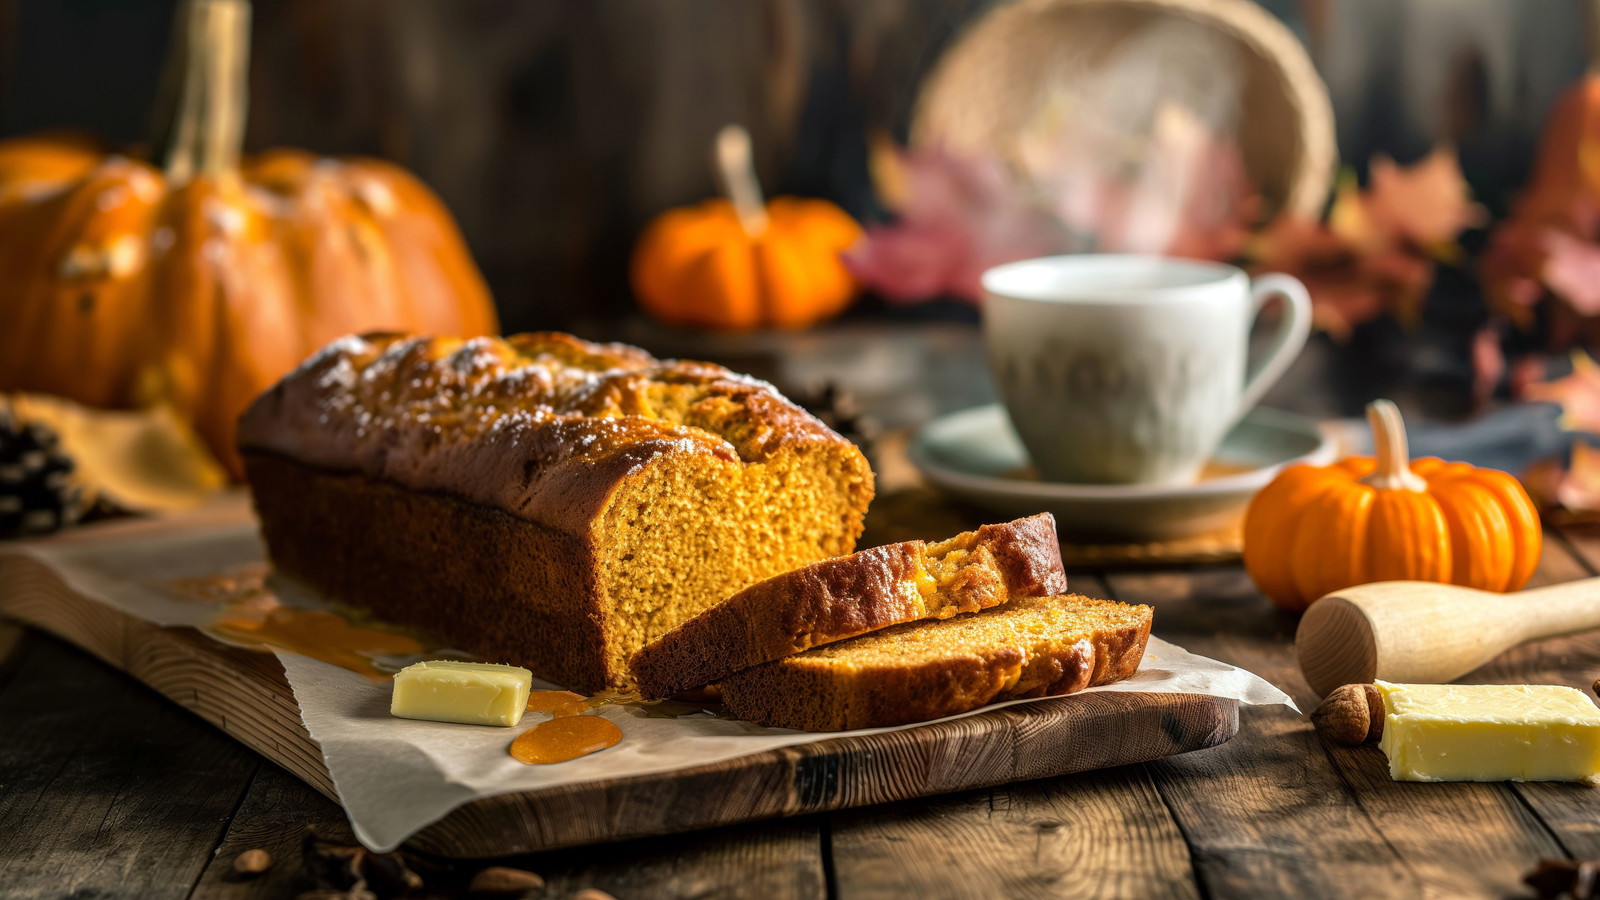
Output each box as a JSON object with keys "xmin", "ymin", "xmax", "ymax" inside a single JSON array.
[
  {"xmin": 794, "ymin": 382, "xmax": 880, "ymax": 451},
  {"xmin": 0, "ymin": 406, "xmax": 91, "ymax": 538}
]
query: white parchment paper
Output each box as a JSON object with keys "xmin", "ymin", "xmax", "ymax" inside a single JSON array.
[{"xmin": 13, "ymin": 521, "xmax": 1295, "ymax": 852}]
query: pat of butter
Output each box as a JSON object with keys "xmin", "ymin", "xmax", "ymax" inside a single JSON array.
[
  {"xmin": 1375, "ymin": 681, "xmax": 1600, "ymax": 783},
  {"xmin": 391, "ymin": 660, "xmax": 532, "ymax": 727}
]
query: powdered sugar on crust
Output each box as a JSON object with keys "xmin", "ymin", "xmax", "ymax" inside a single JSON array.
[{"xmin": 238, "ymin": 332, "xmax": 848, "ymax": 528}]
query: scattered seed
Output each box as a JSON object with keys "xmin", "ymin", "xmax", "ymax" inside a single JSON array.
[
  {"xmin": 233, "ymin": 848, "xmax": 273, "ymax": 877},
  {"xmin": 469, "ymin": 865, "xmax": 545, "ymax": 896}
]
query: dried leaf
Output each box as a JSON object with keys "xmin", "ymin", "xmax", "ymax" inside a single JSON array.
[
  {"xmin": 1364, "ymin": 148, "xmax": 1484, "ymax": 255},
  {"xmin": 1250, "ymin": 214, "xmax": 1431, "ymax": 340},
  {"xmin": 1250, "ymin": 147, "xmax": 1473, "ymax": 338},
  {"xmin": 844, "ymin": 144, "xmax": 1068, "ymax": 303},
  {"xmin": 1541, "ymin": 230, "xmax": 1600, "ymax": 316},
  {"xmin": 1471, "ymin": 322, "xmax": 1506, "ymax": 407},
  {"xmin": 1483, "ymin": 74, "xmax": 1600, "ymax": 323},
  {"xmin": 1481, "ymin": 215, "xmax": 1556, "ymax": 330},
  {"xmin": 850, "ymin": 106, "xmax": 1259, "ymax": 303},
  {"xmin": 1521, "ymin": 350, "xmax": 1600, "ymax": 434},
  {"xmin": 1523, "ymin": 442, "xmax": 1600, "ymax": 520},
  {"xmin": 2, "ymin": 393, "xmax": 225, "ymax": 513}
]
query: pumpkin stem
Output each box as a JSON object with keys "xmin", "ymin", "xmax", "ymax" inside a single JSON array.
[
  {"xmin": 162, "ymin": 0, "xmax": 250, "ymax": 185},
  {"xmin": 714, "ymin": 124, "xmax": 769, "ymax": 237},
  {"xmin": 1360, "ymin": 399, "xmax": 1427, "ymax": 491}
]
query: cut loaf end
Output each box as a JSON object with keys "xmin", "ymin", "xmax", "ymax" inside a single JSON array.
[
  {"xmin": 631, "ymin": 514, "xmax": 1067, "ymax": 699},
  {"xmin": 718, "ymin": 593, "xmax": 1153, "ymax": 732}
]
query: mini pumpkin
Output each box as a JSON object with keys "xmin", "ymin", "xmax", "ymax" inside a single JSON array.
[
  {"xmin": 1243, "ymin": 400, "xmax": 1542, "ymax": 612},
  {"xmin": 631, "ymin": 125, "xmax": 862, "ymax": 331},
  {"xmin": 0, "ymin": 0, "xmax": 497, "ymax": 477}
]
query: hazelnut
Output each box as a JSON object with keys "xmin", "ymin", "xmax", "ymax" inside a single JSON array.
[
  {"xmin": 232, "ymin": 848, "xmax": 273, "ymax": 877},
  {"xmin": 1311, "ymin": 683, "xmax": 1385, "ymax": 745}
]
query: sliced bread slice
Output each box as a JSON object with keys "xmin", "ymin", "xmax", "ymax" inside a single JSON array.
[
  {"xmin": 717, "ymin": 593, "xmax": 1152, "ymax": 731},
  {"xmin": 630, "ymin": 514, "xmax": 1067, "ymax": 700}
]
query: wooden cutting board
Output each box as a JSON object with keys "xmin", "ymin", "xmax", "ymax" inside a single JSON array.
[{"xmin": 0, "ymin": 508, "xmax": 1240, "ymax": 859}]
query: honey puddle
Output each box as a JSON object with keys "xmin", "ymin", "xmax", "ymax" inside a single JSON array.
[
  {"xmin": 179, "ymin": 570, "xmax": 426, "ymax": 680},
  {"xmin": 526, "ymin": 690, "xmax": 588, "ymax": 717},
  {"xmin": 207, "ymin": 606, "xmax": 424, "ymax": 680},
  {"xmin": 510, "ymin": 690, "xmax": 720, "ymax": 764},
  {"xmin": 510, "ymin": 716, "xmax": 623, "ymax": 764}
]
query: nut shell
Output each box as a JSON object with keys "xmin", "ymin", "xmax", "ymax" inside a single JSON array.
[{"xmin": 1311, "ymin": 683, "xmax": 1385, "ymax": 745}]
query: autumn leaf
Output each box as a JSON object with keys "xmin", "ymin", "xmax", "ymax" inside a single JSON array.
[
  {"xmin": 1523, "ymin": 441, "xmax": 1600, "ymax": 521},
  {"xmin": 1540, "ymin": 230, "xmax": 1600, "ymax": 316},
  {"xmin": 844, "ymin": 143, "xmax": 1072, "ymax": 303},
  {"xmin": 1250, "ymin": 209, "xmax": 1433, "ymax": 340},
  {"xmin": 1471, "ymin": 321, "xmax": 1506, "ymax": 408},
  {"xmin": 1520, "ymin": 349, "xmax": 1600, "ymax": 434},
  {"xmin": 1251, "ymin": 147, "xmax": 1475, "ymax": 339},
  {"xmin": 1363, "ymin": 148, "xmax": 1484, "ymax": 257},
  {"xmin": 1482, "ymin": 73, "xmax": 1600, "ymax": 325},
  {"xmin": 850, "ymin": 103, "xmax": 1260, "ymax": 303}
]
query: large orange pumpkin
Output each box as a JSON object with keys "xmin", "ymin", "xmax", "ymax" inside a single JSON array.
[
  {"xmin": 1243, "ymin": 400, "xmax": 1542, "ymax": 612},
  {"xmin": 631, "ymin": 125, "xmax": 861, "ymax": 331},
  {"xmin": 0, "ymin": 0, "xmax": 497, "ymax": 476}
]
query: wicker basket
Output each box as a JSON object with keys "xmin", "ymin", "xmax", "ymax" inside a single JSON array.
[{"xmin": 912, "ymin": 0, "xmax": 1336, "ymax": 220}]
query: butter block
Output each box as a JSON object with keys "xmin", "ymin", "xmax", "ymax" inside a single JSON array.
[
  {"xmin": 391, "ymin": 660, "xmax": 532, "ymax": 727},
  {"xmin": 1375, "ymin": 681, "xmax": 1600, "ymax": 783}
]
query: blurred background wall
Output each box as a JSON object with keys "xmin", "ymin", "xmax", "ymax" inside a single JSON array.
[{"xmin": 0, "ymin": 0, "xmax": 1589, "ymax": 332}]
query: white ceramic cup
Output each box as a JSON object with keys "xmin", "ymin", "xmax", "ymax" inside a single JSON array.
[{"xmin": 981, "ymin": 254, "xmax": 1312, "ymax": 485}]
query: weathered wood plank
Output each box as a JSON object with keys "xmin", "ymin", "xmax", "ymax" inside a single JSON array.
[
  {"xmin": 820, "ymin": 574, "xmax": 1202, "ymax": 900},
  {"xmin": 1553, "ymin": 521, "xmax": 1600, "ymax": 576},
  {"xmin": 1105, "ymin": 568, "xmax": 1425, "ymax": 899},
  {"xmin": 523, "ymin": 817, "xmax": 827, "ymax": 900},
  {"xmin": 0, "ymin": 631, "xmax": 257, "ymax": 900},
  {"xmin": 0, "ymin": 619, "xmax": 23, "ymax": 677},
  {"xmin": 1486, "ymin": 533, "xmax": 1600, "ymax": 861},
  {"xmin": 828, "ymin": 768, "xmax": 1200, "ymax": 900},
  {"xmin": 188, "ymin": 764, "xmax": 353, "ymax": 900}
]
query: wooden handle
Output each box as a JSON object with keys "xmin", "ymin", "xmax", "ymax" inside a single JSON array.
[{"xmin": 1296, "ymin": 577, "xmax": 1600, "ymax": 696}]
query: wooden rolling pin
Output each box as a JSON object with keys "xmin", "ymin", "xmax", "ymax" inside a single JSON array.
[{"xmin": 1296, "ymin": 578, "xmax": 1600, "ymax": 696}]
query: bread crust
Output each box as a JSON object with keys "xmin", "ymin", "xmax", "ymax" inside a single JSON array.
[
  {"xmin": 245, "ymin": 452, "xmax": 613, "ymax": 690},
  {"xmin": 632, "ymin": 514, "xmax": 1068, "ymax": 699},
  {"xmin": 237, "ymin": 332, "xmax": 857, "ymax": 538},
  {"xmin": 717, "ymin": 594, "xmax": 1153, "ymax": 731}
]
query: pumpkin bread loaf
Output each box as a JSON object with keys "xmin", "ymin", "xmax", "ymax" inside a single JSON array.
[
  {"xmin": 718, "ymin": 594, "xmax": 1152, "ymax": 731},
  {"xmin": 632, "ymin": 513, "xmax": 1068, "ymax": 699},
  {"xmin": 238, "ymin": 332, "xmax": 874, "ymax": 693}
]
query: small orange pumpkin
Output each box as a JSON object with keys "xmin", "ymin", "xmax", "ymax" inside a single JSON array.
[
  {"xmin": 1243, "ymin": 400, "xmax": 1542, "ymax": 611},
  {"xmin": 0, "ymin": 0, "xmax": 497, "ymax": 477},
  {"xmin": 631, "ymin": 125, "xmax": 861, "ymax": 331}
]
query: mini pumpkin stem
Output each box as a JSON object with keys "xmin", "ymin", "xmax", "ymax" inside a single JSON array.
[
  {"xmin": 714, "ymin": 124, "xmax": 769, "ymax": 237},
  {"xmin": 162, "ymin": 0, "xmax": 250, "ymax": 185},
  {"xmin": 1360, "ymin": 399, "xmax": 1427, "ymax": 491}
]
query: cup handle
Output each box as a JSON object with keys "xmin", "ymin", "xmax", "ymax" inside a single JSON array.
[{"xmin": 1234, "ymin": 273, "xmax": 1313, "ymax": 426}]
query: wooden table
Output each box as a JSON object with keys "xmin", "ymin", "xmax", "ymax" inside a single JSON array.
[{"xmin": 2, "ymin": 512, "xmax": 1597, "ymax": 900}]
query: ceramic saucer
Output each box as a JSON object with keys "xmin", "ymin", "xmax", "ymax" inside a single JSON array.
[{"xmin": 909, "ymin": 404, "xmax": 1338, "ymax": 541}]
